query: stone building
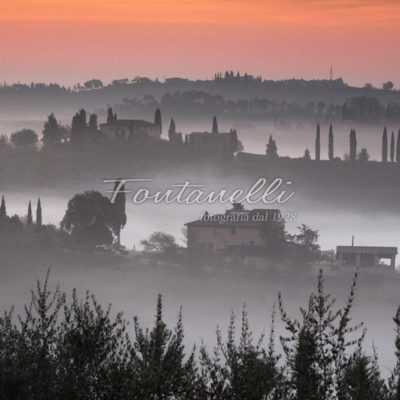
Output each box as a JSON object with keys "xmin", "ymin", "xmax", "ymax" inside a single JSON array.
[
  {"xmin": 185, "ymin": 204, "xmax": 283, "ymax": 252},
  {"xmin": 99, "ymin": 108, "xmax": 162, "ymax": 140},
  {"xmin": 185, "ymin": 129, "xmax": 239, "ymax": 155}
]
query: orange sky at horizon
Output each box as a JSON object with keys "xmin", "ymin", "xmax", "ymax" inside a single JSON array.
[{"xmin": 1, "ymin": 0, "xmax": 399, "ymax": 86}]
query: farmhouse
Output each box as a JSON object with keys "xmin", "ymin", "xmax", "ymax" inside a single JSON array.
[
  {"xmin": 99, "ymin": 108, "xmax": 162, "ymax": 140},
  {"xmin": 185, "ymin": 203, "xmax": 283, "ymax": 253}
]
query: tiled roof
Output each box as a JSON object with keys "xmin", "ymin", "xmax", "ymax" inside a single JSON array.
[{"xmin": 336, "ymin": 246, "xmax": 398, "ymax": 255}]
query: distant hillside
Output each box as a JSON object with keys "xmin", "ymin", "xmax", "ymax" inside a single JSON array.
[{"xmin": 0, "ymin": 73, "xmax": 399, "ymax": 120}]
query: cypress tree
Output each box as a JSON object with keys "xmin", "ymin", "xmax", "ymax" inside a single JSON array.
[
  {"xmin": 212, "ymin": 116, "xmax": 218, "ymax": 134},
  {"xmin": 328, "ymin": 124, "xmax": 334, "ymax": 161},
  {"xmin": 27, "ymin": 201, "xmax": 33, "ymax": 225},
  {"xmin": 36, "ymin": 198, "xmax": 42, "ymax": 226},
  {"xmin": 315, "ymin": 124, "xmax": 321, "ymax": 161},
  {"xmin": 382, "ymin": 127, "xmax": 388, "ymax": 162},
  {"xmin": 168, "ymin": 119, "xmax": 176, "ymax": 141},
  {"xmin": 107, "ymin": 106, "xmax": 116, "ymax": 123},
  {"xmin": 266, "ymin": 135, "xmax": 278, "ymax": 158},
  {"xmin": 88, "ymin": 114, "xmax": 98, "ymax": 132},
  {"xmin": 397, "ymin": 130, "xmax": 400, "ymax": 163},
  {"xmin": 154, "ymin": 108, "xmax": 162, "ymax": 132},
  {"xmin": 70, "ymin": 109, "xmax": 87, "ymax": 146},
  {"xmin": 390, "ymin": 131, "xmax": 395, "ymax": 162},
  {"xmin": 350, "ymin": 129, "xmax": 357, "ymax": 162},
  {"xmin": 0, "ymin": 195, "xmax": 6, "ymax": 222}
]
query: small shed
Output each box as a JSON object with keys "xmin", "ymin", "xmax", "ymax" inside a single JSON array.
[{"xmin": 336, "ymin": 246, "xmax": 397, "ymax": 269}]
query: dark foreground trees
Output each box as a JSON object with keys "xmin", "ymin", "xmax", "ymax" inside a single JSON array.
[{"xmin": 1, "ymin": 271, "xmax": 400, "ymax": 399}]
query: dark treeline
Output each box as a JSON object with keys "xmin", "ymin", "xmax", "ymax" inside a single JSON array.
[
  {"xmin": 1, "ymin": 270, "xmax": 400, "ymax": 399},
  {"xmin": 0, "ymin": 72, "xmax": 399, "ymax": 119},
  {"xmin": 0, "ymin": 189, "xmax": 322, "ymax": 272},
  {"xmin": 106, "ymin": 92, "xmax": 400, "ymax": 125},
  {"xmin": 0, "ymin": 187, "xmax": 128, "ymax": 265}
]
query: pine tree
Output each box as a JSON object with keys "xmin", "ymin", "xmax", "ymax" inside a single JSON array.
[
  {"xmin": 350, "ymin": 129, "xmax": 357, "ymax": 162},
  {"xmin": 328, "ymin": 124, "xmax": 334, "ymax": 161},
  {"xmin": 266, "ymin": 135, "xmax": 278, "ymax": 158},
  {"xmin": 397, "ymin": 130, "xmax": 400, "ymax": 163},
  {"xmin": 389, "ymin": 306, "xmax": 400, "ymax": 398},
  {"xmin": 304, "ymin": 149, "xmax": 311, "ymax": 160},
  {"xmin": 212, "ymin": 116, "xmax": 218, "ymax": 134},
  {"xmin": 0, "ymin": 195, "xmax": 6, "ymax": 221},
  {"xmin": 36, "ymin": 198, "xmax": 42, "ymax": 226},
  {"xmin": 279, "ymin": 270, "xmax": 364, "ymax": 400},
  {"xmin": 168, "ymin": 118, "xmax": 176, "ymax": 141},
  {"xmin": 342, "ymin": 351, "xmax": 383, "ymax": 400},
  {"xmin": 382, "ymin": 127, "xmax": 388, "ymax": 163},
  {"xmin": 27, "ymin": 201, "xmax": 33, "ymax": 225},
  {"xmin": 390, "ymin": 131, "xmax": 395, "ymax": 162},
  {"xmin": 154, "ymin": 108, "xmax": 162, "ymax": 132},
  {"xmin": 131, "ymin": 295, "xmax": 197, "ymax": 399},
  {"xmin": 315, "ymin": 124, "xmax": 321, "ymax": 161}
]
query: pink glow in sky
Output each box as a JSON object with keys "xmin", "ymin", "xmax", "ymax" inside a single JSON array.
[{"xmin": 0, "ymin": 0, "xmax": 399, "ymax": 86}]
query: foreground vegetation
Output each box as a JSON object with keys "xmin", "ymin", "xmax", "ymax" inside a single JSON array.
[{"xmin": 0, "ymin": 270, "xmax": 399, "ymax": 399}]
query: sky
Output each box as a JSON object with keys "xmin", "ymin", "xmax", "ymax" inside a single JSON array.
[{"xmin": 0, "ymin": 0, "xmax": 399, "ymax": 87}]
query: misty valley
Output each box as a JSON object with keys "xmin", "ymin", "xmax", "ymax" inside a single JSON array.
[{"xmin": 0, "ymin": 73, "xmax": 400, "ymax": 400}]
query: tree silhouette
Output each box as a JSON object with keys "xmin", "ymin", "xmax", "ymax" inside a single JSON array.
[
  {"xmin": 42, "ymin": 113, "xmax": 62, "ymax": 146},
  {"xmin": 382, "ymin": 81, "xmax": 394, "ymax": 90},
  {"xmin": 315, "ymin": 124, "xmax": 320, "ymax": 161},
  {"xmin": 266, "ymin": 135, "xmax": 278, "ymax": 158},
  {"xmin": 212, "ymin": 116, "xmax": 218, "ymax": 134},
  {"xmin": 397, "ymin": 130, "xmax": 400, "ymax": 163},
  {"xmin": 349, "ymin": 129, "xmax": 357, "ymax": 162},
  {"xmin": 107, "ymin": 106, "xmax": 117, "ymax": 123},
  {"xmin": 168, "ymin": 118, "xmax": 176, "ymax": 141},
  {"xmin": 10, "ymin": 129, "xmax": 38, "ymax": 148},
  {"xmin": 382, "ymin": 127, "xmax": 388, "ymax": 163},
  {"xmin": 154, "ymin": 108, "xmax": 162, "ymax": 132},
  {"xmin": 303, "ymin": 149, "xmax": 311, "ymax": 160},
  {"xmin": 0, "ymin": 196, "xmax": 6, "ymax": 223},
  {"xmin": 70, "ymin": 109, "xmax": 87, "ymax": 146},
  {"xmin": 88, "ymin": 114, "xmax": 98, "ymax": 132},
  {"xmin": 36, "ymin": 198, "xmax": 42, "ymax": 226},
  {"xmin": 328, "ymin": 124, "xmax": 334, "ymax": 161},
  {"xmin": 61, "ymin": 191, "xmax": 119, "ymax": 247},
  {"xmin": 358, "ymin": 148, "xmax": 369, "ymax": 162},
  {"xmin": 27, "ymin": 201, "xmax": 33, "ymax": 225},
  {"xmin": 388, "ymin": 307, "xmax": 400, "ymax": 398},
  {"xmin": 141, "ymin": 232, "xmax": 178, "ymax": 257},
  {"xmin": 390, "ymin": 131, "xmax": 395, "ymax": 162}
]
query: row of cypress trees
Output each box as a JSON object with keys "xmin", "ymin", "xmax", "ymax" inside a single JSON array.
[
  {"xmin": 0, "ymin": 196, "xmax": 42, "ymax": 226},
  {"xmin": 0, "ymin": 270, "xmax": 400, "ymax": 399},
  {"xmin": 314, "ymin": 124, "xmax": 400, "ymax": 162}
]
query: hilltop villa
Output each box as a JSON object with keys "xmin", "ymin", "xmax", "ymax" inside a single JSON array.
[{"xmin": 100, "ymin": 108, "xmax": 162, "ymax": 140}]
